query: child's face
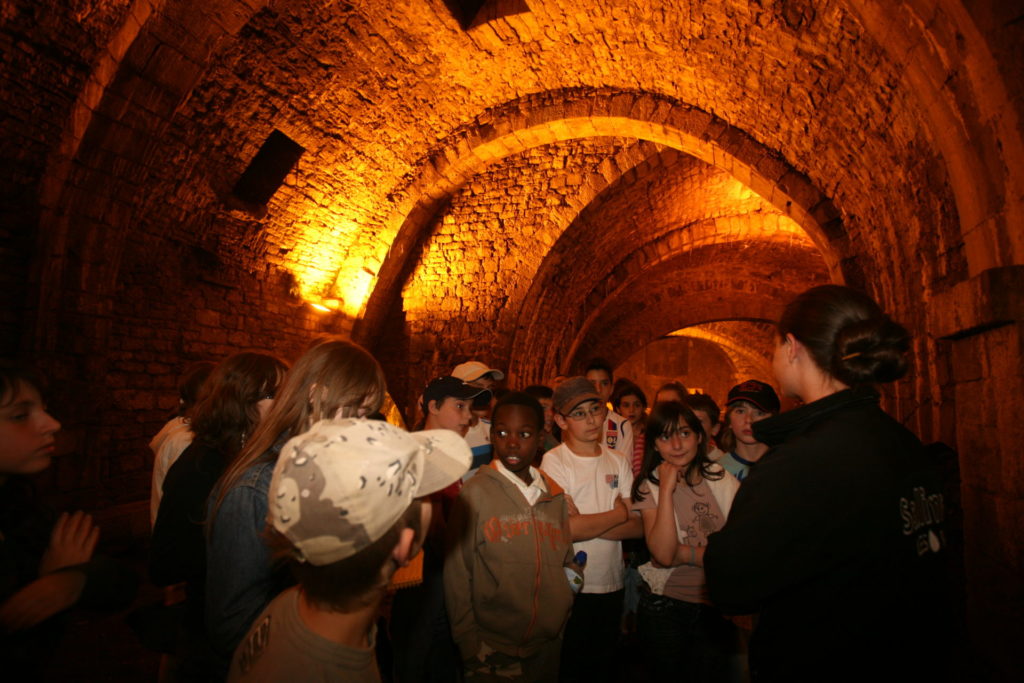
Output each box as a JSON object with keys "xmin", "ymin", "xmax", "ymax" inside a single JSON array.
[
  {"xmin": 554, "ymin": 399, "xmax": 605, "ymax": 445},
  {"xmin": 728, "ymin": 401, "xmax": 770, "ymax": 446},
  {"xmin": 653, "ymin": 420, "xmax": 701, "ymax": 468},
  {"xmin": 491, "ymin": 404, "xmax": 541, "ymax": 481},
  {"xmin": 0, "ymin": 382, "xmax": 60, "ymax": 478},
  {"xmin": 429, "ymin": 396, "xmax": 473, "ymax": 437},
  {"xmin": 585, "ymin": 369, "xmax": 613, "ymax": 403},
  {"xmin": 692, "ymin": 409, "xmax": 718, "ymax": 440},
  {"xmin": 617, "ymin": 394, "xmax": 645, "ymax": 425}
]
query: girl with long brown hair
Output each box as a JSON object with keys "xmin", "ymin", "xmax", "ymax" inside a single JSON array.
[
  {"xmin": 150, "ymin": 350, "xmax": 286, "ymax": 679},
  {"xmin": 203, "ymin": 339, "xmax": 387, "ymax": 666},
  {"xmin": 631, "ymin": 400, "xmax": 740, "ymax": 681}
]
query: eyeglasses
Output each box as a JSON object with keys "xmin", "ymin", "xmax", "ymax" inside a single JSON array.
[{"xmin": 562, "ymin": 402, "xmax": 608, "ymax": 422}]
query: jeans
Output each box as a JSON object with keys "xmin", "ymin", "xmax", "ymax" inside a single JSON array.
[{"xmin": 637, "ymin": 593, "xmax": 734, "ymax": 683}]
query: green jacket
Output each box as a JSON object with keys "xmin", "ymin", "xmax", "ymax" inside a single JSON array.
[{"xmin": 444, "ymin": 462, "xmax": 575, "ymax": 661}]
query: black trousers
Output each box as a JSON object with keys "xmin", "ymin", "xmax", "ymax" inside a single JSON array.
[{"xmin": 559, "ymin": 589, "xmax": 624, "ymax": 683}]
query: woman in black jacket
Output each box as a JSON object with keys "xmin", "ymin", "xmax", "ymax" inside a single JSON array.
[{"xmin": 703, "ymin": 285, "xmax": 952, "ymax": 683}]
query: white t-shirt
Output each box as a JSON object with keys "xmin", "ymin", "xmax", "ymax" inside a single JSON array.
[
  {"xmin": 463, "ymin": 419, "xmax": 492, "ymax": 482},
  {"xmin": 541, "ymin": 442, "xmax": 634, "ymax": 593},
  {"xmin": 149, "ymin": 416, "xmax": 194, "ymax": 526}
]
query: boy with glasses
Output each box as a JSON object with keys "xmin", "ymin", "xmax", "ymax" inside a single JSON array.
[{"xmin": 540, "ymin": 377, "xmax": 642, "ymax": 683}]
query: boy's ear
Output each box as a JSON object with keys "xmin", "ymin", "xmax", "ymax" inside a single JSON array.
[
  {"xmin": 553, "ymin": 411, "xmax": 569, "ymax": 432},
  {"xmin": 427, "ymin": 399, "xmax": 441, "ymax": 416}
]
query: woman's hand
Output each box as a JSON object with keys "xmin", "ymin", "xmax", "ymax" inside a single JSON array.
[
  {"xmin": 39, "ymin": 511, "xmax": 99, "ymax": 575},
  {"xmin": 0, "ymin": 571, "xmax": 87, "ymax": 632},
  {"xmin": 656, "ymin": 461, "xmax": 681, "ymax": 495}
]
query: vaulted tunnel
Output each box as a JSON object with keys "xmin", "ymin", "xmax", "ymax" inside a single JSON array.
[{"xmin": 2, "ymin": 0, "xmax": 1022, "ymax": 679}]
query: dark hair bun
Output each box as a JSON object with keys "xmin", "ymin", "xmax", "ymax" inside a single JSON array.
[{"xmin": 832, "ymin": 316, "xmax": 910, "ymax": 385}]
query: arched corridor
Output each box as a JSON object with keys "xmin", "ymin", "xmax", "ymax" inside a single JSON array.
[{"xmin": 2, "ymin": 1, "xmax": 1022, "ymax": 679}]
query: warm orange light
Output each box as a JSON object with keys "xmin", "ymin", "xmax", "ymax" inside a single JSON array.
[
  {"xmin": 275, "ymin": 203, "xmax": 384, "ymax": 319},
  {"xmin": 328, "ymin": 265, "xmax": 376, "ymax": 318}
]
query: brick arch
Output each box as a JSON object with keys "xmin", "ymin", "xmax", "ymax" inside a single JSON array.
[
  {"xmin": 33, "ymin": 0, "xmax": 269, "ymax": 352},
  {"xmin": 670, "ymin": 325, "xmax": 775, "ymax": 384},
  {"xmin": 375, "ymin": 142, "xmax": 812, "ymax": 413},
  {"xmin": 508, "ymin": 239, "xmax": 828, "ymax": 385},
  {"xmin": 377, "ymin": 137, "xmax": 672, "ymax": 414},
  {"xmin": 355, "ymin": 87, "xmax": 843, "ymax": 341},
  {"xmin": 843, "ymin": 1, "xmax": 1024, "ymax": 275},
  {"xmin": 509, "ymin": 178, "xmax": 823, "ymax": 385}
]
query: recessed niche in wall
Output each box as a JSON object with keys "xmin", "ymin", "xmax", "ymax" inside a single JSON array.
[
  {"xmin": 442, "ymin": 0, "xmax": 530, "ymax": 31},
  {"xmin": 230, "ymin": 130, "xmax": 304, "ymax": 210}
]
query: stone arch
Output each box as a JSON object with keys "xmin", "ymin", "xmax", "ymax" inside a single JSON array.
[
  {"xmin": 843, "ymin": 0, "xmax": 1024, "ymax": 274},
  {"xmin": 507, "ymin": 150, "xmax": 828, "ymax": 385},
  {"xmin": 377, "ymin": 137, "xmax": 672, "ymax": 413},
  {"xmin": 670, "ymin": 325, "xmax": 775, "ymax": 383},
  {"xmin": 355, "ymin": 87, "xmax": 844, "ymax": 341},
  {"xmin": 32, "ymin": 0, "xmax": 270, "ymax": 353},
  {"xmin": 507, "ymin": 238, "xmax": 829, "ymax": 384}
]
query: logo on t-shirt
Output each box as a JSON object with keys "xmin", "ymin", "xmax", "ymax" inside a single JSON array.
[
  {"xmin": 236, "ymin": 614, "xmax": 271, "ymax": 674},
  {"xmin": 605, "ymin": 419, "xmax": 619, "ymax": 449},
  {"xmin": 605, "ymin": 474, "xmax": 619, "ymax": 489}
]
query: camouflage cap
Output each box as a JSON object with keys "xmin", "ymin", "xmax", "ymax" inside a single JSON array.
[{"xmin": 269, "ymin": 418, "xmax": 471, "ymax": 566}]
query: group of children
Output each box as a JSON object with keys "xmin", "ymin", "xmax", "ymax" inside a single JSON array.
[
  {"xmin": 1, "ymin": 340, "xmax": 781, "ymax": 682},
  {"xmin": 138, "ymin": 336, "xmax": 783, "ymax": 682},
  {"xmin": 412, "ymin": 359, "xmax": 783, "ymax": 683},
  {"xmin": 3, "ymin": 284, "xmax": 951, "ymax": 682}
]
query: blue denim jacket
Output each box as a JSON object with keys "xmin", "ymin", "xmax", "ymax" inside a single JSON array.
[{"xmin": 205, "ymin": 456, "xmax": 282, "ymax": 660}]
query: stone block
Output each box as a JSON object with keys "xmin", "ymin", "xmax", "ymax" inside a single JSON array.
[{"xmin": 929, "ymin": 267, "xmax": 1024, "ymax": 339}]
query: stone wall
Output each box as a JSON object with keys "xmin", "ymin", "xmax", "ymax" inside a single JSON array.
[
  {"xmin": 1, "ymin": 1, "xmax": 1022, "ymax": 677},
  {"xmin": 616, "ymin": 336, "xmax": 738, "ymax": 409}
]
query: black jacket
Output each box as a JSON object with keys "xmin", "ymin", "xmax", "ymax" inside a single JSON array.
[
  {"xmin": 150, "ymin": 441, "xmax": 227, "ymax": 627},
  {"xmin": 704, "ymin": 387, "xmax": 952, "ymax": 682}
]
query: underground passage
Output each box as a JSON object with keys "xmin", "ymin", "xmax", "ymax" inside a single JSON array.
[{"xmin": 1, "ymin": 0, "xmax": 1022, "ymax": 680}]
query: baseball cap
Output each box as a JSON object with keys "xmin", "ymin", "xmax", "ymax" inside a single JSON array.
[
  {"xmin": 421, "ymin": 376, "xmax": 491, "ymax": 412},
  {"xmin": 552, "ymin": 376, "xmax": 602, "ymax": 415},
  {"xmin": 451, "ymin": 361, "xmax": 505, "ymax": 383},
  {"xmin": 269, "ymin": 418, "xmax": 472, "ymax": 566},
  {"xmin": 726, "ymin": 380, "xmax": 781, "ymax": 413}
]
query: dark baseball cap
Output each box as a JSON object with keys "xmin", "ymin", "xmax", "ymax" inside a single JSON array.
[
  {"xmin": 726, "ymin": 380, "xmax": 780, "ymax": 413},
  {"xmin": 421, "ymin": 376, "xmax": 491, "ymax": 412}
]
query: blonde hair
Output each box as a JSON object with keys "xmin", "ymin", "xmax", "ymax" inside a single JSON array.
[{"xmin": 210, "ymin": 338, "xmax": 387, "ymax": 525}]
